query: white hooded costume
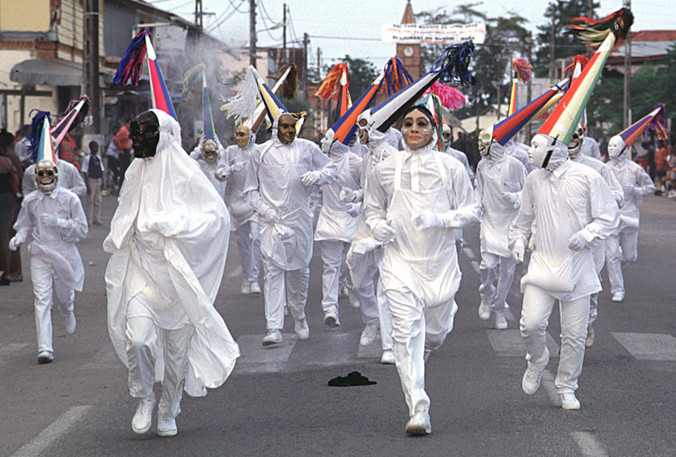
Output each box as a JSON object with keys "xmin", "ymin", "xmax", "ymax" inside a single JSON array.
[
  {"xmin": 509, "ymin": 135, "xmax": 618, "ymax": 396},
  {"xmin": 12, "ymin": 184, "xmax": 87, "ymax": 355},
  {"xmin": 189, "ymin": 137, "xmax": 227, "ymax": 200},
  {"xmin": 23, "ymin": 158, "xmax": 86, "ymax": 196},
  {"xmin": 476, "ymin": 140, "xmax": 527, "ymax": 322},
  {"xmin": 364, "ymin": 122, "xmax": 478, "ymax": 419},
  {"xmin": 104, "ymin": 110, "xmax": 239, "ymax": 419},
  {"xmin": 243, "ymin": 116, "xmax": 336, "ymax": 334},
  {"xmin": 579, "ymin": 135, "xmax": 601, "ymax": 160},
  {"xmin": 605, "ymin": 135, "xmax": 655, "ymax": 300}
]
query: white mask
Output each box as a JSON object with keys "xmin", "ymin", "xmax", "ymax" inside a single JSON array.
[
  {"xmin": 608, "ymin": 135, "xmax": 627, "ymax": 160},
  {"xmin": 568, "ymin": 126, "xmax": 585, "ymax": 159},
  {"xmin": 478, "ymin": 128, "xmax": 493, "ymax": 156},
  {"xmin": 529, "ymin": 134, "xmax": 556, "ymax": 169}
]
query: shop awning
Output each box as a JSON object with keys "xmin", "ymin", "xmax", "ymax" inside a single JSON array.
[{"xmin": 10, "ymin": 59, "xmax": 84, "ymax": 86}]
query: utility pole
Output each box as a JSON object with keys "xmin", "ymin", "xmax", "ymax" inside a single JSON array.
[
  {"xmin": 549, "ymin": 14, "xmax": 556, "ymax": 82},
  {"xmin": 623, "ymin": 0, "xmax": 632, "ymax": 129},
  {"xmin": 194, "ymin": 0, "xmax": 203, "ymax": 32},
  {"xmin": 83, "ymin": 0, "xmax": 100, "ymax": 135},
  {"xmin": 282, "ymin": 4, "xmax": 287, "ymax": 62},
  {"xmin": 249, "ymin": 0, "xmax": 257, "ymax": 67},
  {"xmin": 303, "ymin": 32, "xmax": 309, "ymax": 99}
]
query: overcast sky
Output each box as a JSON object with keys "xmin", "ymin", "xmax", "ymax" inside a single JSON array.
[{"xmin": 147, "ymin": 0, "xmax": 676, "ymax": 69}]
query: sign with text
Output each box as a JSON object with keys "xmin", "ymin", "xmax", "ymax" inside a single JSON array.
[{"xmin": 381, "ymin": 22, "xmax": 486, "ymax": 45}]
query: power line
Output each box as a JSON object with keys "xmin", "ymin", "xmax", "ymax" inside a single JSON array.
[{"xmin": 312, "ymin": 35, "xmax": 381, "ymax": 42}]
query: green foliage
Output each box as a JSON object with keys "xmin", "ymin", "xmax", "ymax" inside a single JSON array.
[{"xmin": 340, "ymin": 55, "xmax": 379, "ymax": 101}]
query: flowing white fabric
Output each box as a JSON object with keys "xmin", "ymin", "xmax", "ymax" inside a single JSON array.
[
  {"xmin": 104, "ymin": 109, "xmax": 239, "ymax": 397},
  {"xmin": 220, "ymin": 138, "xmax": 259, "ymax": 229}
]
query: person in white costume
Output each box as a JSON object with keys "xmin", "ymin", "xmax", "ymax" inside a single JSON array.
[
  {"xmin": 11, "ymin": 158, "xmax": 87, "ymax": 364},
  {"xmin": 189, "ymin": 137, "xmax": 227, "ymax": 200},
  {"xmin": 510, "ymin": 134, "xmax": 618, "ymax": 411},
  {"xmin": 475, "ymin": 127, "xmax": 527, "ymax": 330},
  {"xmin": 244, "ymin": 113, "xmax": 337, "ymax": 345},
  {"xmin": 364, "ymin": 105, "xmax": 478, "ymax": 435},
  {"xmin": 23, "ymin": 157, "xmax": 86, "ymax": 196},
  {"xmin": 579, "ymin": 134, "xmax": 602, "ymax": 160},
  {"xmin": 505, "ymin": 138, "xmax": 536, "ymax": 174},
  {"xmin": 442, "ymin": 124, "xmax": 473, "ymax": 180},
  {"xmin": 605, "ymin": 134, "xmax": 654, "ymax": 302},
  {"xmin": 316, "ymin": 133, "xmax": 362, "ymax": 328},
  {"xmin": 104, "ymin": 110, "xmax": 239, "ymax": 437},
  {"xmin": 217, "ymin": 124, "xmax": 262, "ymax": 295},
  {"xmin": 342, "ymin": 112, "xmax": 397, "ymax": 363},
  {"xmin": 568, "ymin": 125, "xmax": 624, "ymax": 346}
]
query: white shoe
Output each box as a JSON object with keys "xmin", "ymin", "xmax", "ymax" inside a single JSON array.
[
  {"xmin": 611, "ymin": 291, "xmax": 624, "ymax": 302},
  {"xmin": 494, "ymin": 311, "xmax": 508, "ymax": 330},
  {"xmin": 585, "ymin": 324, "xmax": 595, "ymax": 348},
  {"xmin": 359, "ymin": 323, "xmax": 378, "ymax": 346},
  {"xmin": 37, "ymin": 351, "xmax": 54, "ymax": 364},
  {"xmin": 522, "ymin": 348, "xmax": 549, "ymax": 395},
  {"xmin": 380, "ymin": 349, "xmax": 395, "ymax": 365},
  {"xmin": 240, "ymin": 280, "xmax": 251, "ymax": 295},
  {"xmin": 478, "ymin": 302, "xmax": 491, "ymax": 320},
  {"xmin": 262, "ymin": 329, "xmax": 282, "ymax": 346},
  {"xmin": 157, "ymin": 412, "xmax": 177, "ymax": 437},
  {"xmin": 559, "ymin": 392, "xmax": 581, "ymax": 410},
  {"xmin": 294, "ymin": 318, "xmax": 309, "ymax": 340},
  {"xmin": 250, "ymin": 281, "xmax": 262, "ymax": 294},
  {"xmin": 131, "ymin": 392, "xmax": 156, "ymax": 434},
  {"xmin": 405, "ymin": 411, "xmax": 431, "ymax": 435},
  {"xmin": 324, "ymin": 312, "xmax": 340, "ymax": 328},
  {"xmin": 341, "ymin": 286, "xmax": 349, "ymax": 298},
  {"xmin": 65, "ymin": 310, "xmax": 76, "ymax": 335}
]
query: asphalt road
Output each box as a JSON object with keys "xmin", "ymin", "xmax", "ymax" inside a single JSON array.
[{"xmin": 1, "ymin": 192, "xmax": 675, "ymax": 457}]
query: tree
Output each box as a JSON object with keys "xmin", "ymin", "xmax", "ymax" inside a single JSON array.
[{"xmin": 341, "ymin": 55, "xmax": 379, "ymax": 101}]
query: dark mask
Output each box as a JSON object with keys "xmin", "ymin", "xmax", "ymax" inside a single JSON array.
[{"xmin": 130, "ymin": 111, "xmax": 160, "ymax": 159}]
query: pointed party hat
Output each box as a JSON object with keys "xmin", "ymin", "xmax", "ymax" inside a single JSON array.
[
  {"xmin": 244, "ymin": 64, "xmax": 296, "ymax": 132},
  {"xmin": 329, "ymin": 72, "xmax": 384, "ymax": 145},
  {"xmin": 256, "ymin": 69, "xmax": 289, "ymax": 124},
  {"xmin": 415, "ymin": 93, "xmax": 445, "ymax": 150},
  {"xmin": 618, "ymin": 104, "xmax": 668, "ymax": 147},
  {"xmin": 28, "ymin": 110, "xmax": 56, "ymax": 164},
  {"xmin": 145, "ymin": 35, "xmax": 177, "ymax": 120},
  {"xmin": 51, "ymin": 95, "xmax": 90, "ymax": 147},
  {"xmin": 507, "ymin": 58, "xmax": 534, "ymax": 117},
  {"xmin": 199, "ymin": 73, "xmax": 215, "ymax": 141},
  {"xmin": 367, "ymin": 40, "xmax": 475, "ymax": 133},
  {"xmin": 538, "ymin": 8, "xmax": 633, "ymax": 144}
]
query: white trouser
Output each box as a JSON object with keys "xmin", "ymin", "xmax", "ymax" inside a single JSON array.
[
  {"xmin": 262, "ymin": 260, "xmax": 309, "ymax": 330},
  {"xmin": 31, "ymin": 256, "xmax": 74, "ymax": 353},
  {"xmin": 520, "ymin": 285, "xmax": 590, "ymax": 394},
  {"xmin": 86, "ymin": 177, "xmax": 102, "ymax": 224},
  {"xmin": 588, "ymin": 241, "xmax": 606, "ymax": 326},
  {"xmin": 454, "ymin": 228, "xmax": 463, "ymax": 256},
  {"xmin": 236, "ymin": 221, "xmax": 261, "ymax": 282},
  {"xmin": 386, "ymin": 287, "xmax": 457, "ymax": 416},
  {"xmin": 348, "ymin": 249, "xmax": 392, "ymax": 348},
  {"xmin": 125, "ymin": 310, "xmax": 195, "ymax": 419},
  {"xmin": 605, "ymin": 227, "xmax": 638, "ymax": 295},
  {"xmin": 319, "ymin": 240, "xmax": 348, "ymax": 316},
  {"xmin": 479, "ymin": 252, "xmax": 516, "ymax": 312}
]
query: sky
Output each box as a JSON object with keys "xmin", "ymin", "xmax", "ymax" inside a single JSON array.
[{"xmin": 146, "ymin": 0, "xmax": 676, "ymax": 70}]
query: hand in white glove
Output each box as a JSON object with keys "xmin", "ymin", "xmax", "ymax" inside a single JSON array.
[
  {"xmin": 567, "ymin": 231, "xmax": 588, "ymax": 251},
  {"xmin": 372, "ymin": 220, "xmax": 395, "ymax": 243},
  {"xmin": 339, "ymin": 187, "xmax": 358, "ymax": 203},
  {"xmin": 503, "ymin": 192, "xmax": 520, "ymax": 208},
  {"xmin": 528, "ymin": 235, "xmax": 536, "ymax": 252},
  {"xmin": 300, "ymin": 170, "xmax": 322, "ymax": 187},
  {"xmin": 9, "ymin": 236, "xmax": 23, "ymax": 251},
  {"xmin": 512, "ymin": 240, "xmax": 525, "ymax": 264},
  {"xmin": 346, "ymin": 203, "xmax": 360, "ymax": 217},
  {"xmin": 40, "ymin": 214, "xmax": 60, "ymax": 228},
  {"xmin": 231, "ymin": 161, "xmax": 245, "ymax": 173},
  {"xmin": 264, "ymin": 208, "xmax": 282, "ymax": 224},
  {"xmin": 413, "ymin": 210, "xmax": 444, "ymax": 230}
]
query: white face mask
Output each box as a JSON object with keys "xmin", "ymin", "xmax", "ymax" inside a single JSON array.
[
  {"xmin": 608, "ymin": 135, "xmax": 626, "ymax": 160},
  {"xmin": 568, "ymin": 126, "xmax": 585, "ymax": 159},
  {"xmin": 478, "ymin": 128, "xmax": 493, "ymax": 156},
  {"xmin": 35, "ymin": 160, "xmax": 59, "ymax": 194},
  {"xmin": 529, "ymin": 134, "xmax": 554, "ymax": 168}
]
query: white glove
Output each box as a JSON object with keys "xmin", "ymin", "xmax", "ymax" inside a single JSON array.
[
  {"xmin": 263, "ymin": 208, "xmax": 282, "ymax": 224},
  {"xmin": 9, "ymin": 236, "xmax": 23, "ymax": 251},
  {"xmin": 413, "ymin": 210, "xmax": 444, "ymax": 229},
  {"xmin": 346, "ymin": 203, "xmax": 360, "ymax": 217},
  {"xmin": 503, "ymin": 192, "xmax": 520, "ymax": 208},
  {"xmin": 339, "ymin": 187, "xmax": 358, "ymax": 203},
  {"xmin": 567, "ymin": 231, "xmax": 589, "ymax": 251},
  {"xmin": 231, "ymin": 161, "xmax": 245, "ymax": 173},
  {"xmin": 528, "ymin": 235, "xmax": 536, "ymax": 252},
  {"xmin": 41, "ymin": 214, "xmax": 63, "ymax": 228},
  {"xmin": 372, "ymin": 220, "xmax": 395, "ymax": 243},
  {"xmin": 512, "ymin": 239, "xmax": 525, "ymax": 264},
  {"xmin": 301, "ymin": 170, "xmax": 322, "ymax": 187}
]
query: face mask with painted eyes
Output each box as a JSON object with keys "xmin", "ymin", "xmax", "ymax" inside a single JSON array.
[
  {"xmin": 357, "ymin": 117, "xmax": 369, "ymax": 145},
  {"xmin": 568, "ymin": 126, "xmax": 585, "ymax": 159},
  {"xmin": 235, "ymin": 125, "xmax": 251, "ymax": 149},
  {"xmin": 130, "ymin": 111, "xmax": 160, "ymax": 160},
  {"xmin": 202, "ymin": 139, "xmax": 219, "ymax": 163},
  {"xmin": 401, "ymin": 109, "xmax": 434, "ymax": 151},
  {"xmin": 478, "ymin": 128, "xmax": 493, "ymax": 156},
  {"xmin": 35, "ymin": 160, "xmax": 58, "ymax": 194},
  {"xmin": 277, "ymin": 114, "xmax": 296, "ymax": 145}
]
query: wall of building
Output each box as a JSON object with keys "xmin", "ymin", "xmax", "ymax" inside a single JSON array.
[{"xmin": 0, "ymin": 0, "xmax": 51, "ymax": 32}]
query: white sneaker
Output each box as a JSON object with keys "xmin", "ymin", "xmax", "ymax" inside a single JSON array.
[
  {"xmin": 294, "ymin": 318, "xmax": 309, "ymax": 340},
  {"xmin": 65, "ymin": 310, "xmax": 76, "ymax": 335},
  {"xmin": 405, "ymin": 411, "xmax": 431, "ymax": 435},
  {"xmin": 37, "ymin": 350, "xmax": 54, "ymax": 364},
  {"xmin": 324, "ymin": 312, "xmax": 340, "ymax": 328},
  {"xmin": 262, "ymin": 329, "xmax": 282, "ymax": 346},
  {"xmin": 241, "ymin": 280, "xmax": 251, "ymax": 295},
  {"xmin": 559, "ymin": 392, "xmax": 581, "ymax": 410},
  {"xmin": 131, "ymin": 392, "xmax": 156, "ymax": 434},
  {"xmin": 522, "ymin": 348, "xmax": 549, "ymax": 395},
  {"xmin": 157, "ymin": 412, "xmax": 177, "ymax": 437},
  {"xmin": 359, "ymin": 323, "xmax": 378, "ymax": 346},
  {"xmin": 611, "ymin": 291, "xmax": 624, "ymax": 302},
  {"xmin": 494, "ymin": 311, "xmax": 508, "ymax": 330},
  {"xmin": 380, "ymin": 349, "xmax": 395, "ymax": 365},
  {"xmin": 478, "ymin": 302, "xmax": 491, "ymax": 320},
  {"xmin": 250, "ymin": 281, "xmax": 262, "ymax": 294}
]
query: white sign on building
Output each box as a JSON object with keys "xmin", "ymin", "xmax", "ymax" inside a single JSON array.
[{"xmin": 381, "ymin": 22, "xmax": 486, "ymax": 45}]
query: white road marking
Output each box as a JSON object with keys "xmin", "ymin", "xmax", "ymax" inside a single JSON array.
[
  {"xmin": 11, "ymin": 405, "xmax": 91, "ymax": 457},
  {"xmin": 571, "ymin": 431, "xmax": 609, "ymax": 457},
  {"xmin": 486, "ymin": 329, "xmax": 559, "ymax": 358},
  {"xmin": 0, "ymin": 343, "xmax": 30, "ymax": 364},
  {"xmin": 611, "ymin": 332, "xmax": 676, "ymax": 361}
]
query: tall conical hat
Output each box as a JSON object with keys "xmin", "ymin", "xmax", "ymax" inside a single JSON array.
[
  {"xmin": 316, "ymin": 63, "xmax": 352, "ymax": 124},
  {"xmin": 202, "ymin": 73, "xmax": 216, "ymax": 141},
  {"xmin": 28, "ymin": 111, "xmax": 56, "ymax": 164},
  {"xmin": 244, "ymin": 64, "xmax": 296, "ymax": 132},
  {"xmin": 145, "ymin": 35, "xmax": 177, "ymax": 120},
  {"xmin": 414, "ymin": 93, "xmax": 445, "ymax": 151},
  {"xmin": 618, "ymin": 104, "xmax": 668, "ymax": 146},
  {"xmin": 51, "ymin": 95, "xmax": 89, "ymax": 147}
]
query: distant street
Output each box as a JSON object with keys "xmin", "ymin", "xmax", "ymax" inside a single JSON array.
[{"xmin": 1, "ymin": 193, "xmax": 675, "ymax": 457}]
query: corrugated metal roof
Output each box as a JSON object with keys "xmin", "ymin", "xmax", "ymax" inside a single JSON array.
[{"xmin": 10, "ymin": 59, "xmax": 83, "ymax": 86}]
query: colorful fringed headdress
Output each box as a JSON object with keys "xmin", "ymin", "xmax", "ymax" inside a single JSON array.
[
  {"xmin": 506, "ymin": 58, "xmax": 533, "ymax": 117},
  {"xmin": 316, "ymin": 63, "xmax": 352, "ymax": 124},
  {"xmin": 414, "ymin": 93, "xmax": 445, "ymax": 151}
]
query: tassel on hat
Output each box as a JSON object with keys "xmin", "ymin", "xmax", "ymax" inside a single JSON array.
[{"xmin": 380, "ymin": 56, "xmax": 414, "ymax": 96}]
